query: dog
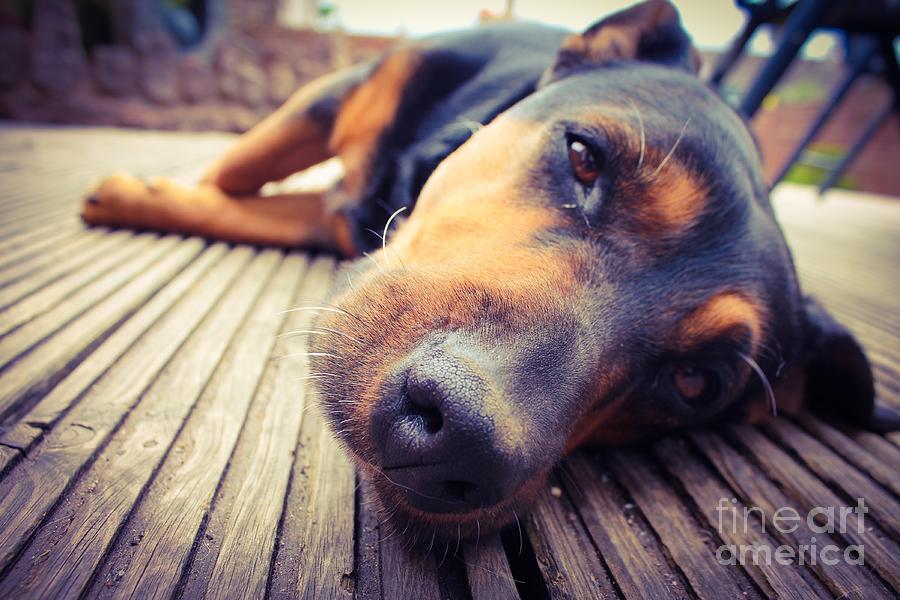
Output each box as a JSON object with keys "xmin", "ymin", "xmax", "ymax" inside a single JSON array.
[{"xmin": 82, "ymin": 0, "xmax": 899, "ymax": 544}]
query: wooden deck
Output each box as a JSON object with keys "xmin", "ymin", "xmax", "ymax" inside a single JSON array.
[{"xmin": 0, "ymin": 125, "xmax": 898, "ymax": 600}]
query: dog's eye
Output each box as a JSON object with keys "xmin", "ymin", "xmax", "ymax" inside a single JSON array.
[
  {"xmin": 671, "ymin": 365, "xmax": 716, "ymax": 403},
  {"xmin": 567, "ymin": 137, "xmax": 601, "ymax": 186}
]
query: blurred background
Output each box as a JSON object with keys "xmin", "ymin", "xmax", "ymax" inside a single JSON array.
[{"xmin": 0, "ymin": 0, "xmax": 897, "ymax": 195}]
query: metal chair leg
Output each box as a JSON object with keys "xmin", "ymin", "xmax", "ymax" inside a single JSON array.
[
  {"xmin": 710, "ymin": 15, "xmax": 762, "ymax": 89},
  {"xmin": 771, "ymin": 39, "xmax": 879, "ymax": 186},
  {"xmin": 817, "ymin": 36, "xmax": 899, "ymax": 194},
  {"xmin": 817, "ymin": 102, "xmax": 894, "ymax": 194},
  {"xmin": 739, "ymin": 0, "xmax": 837, "ymax": 118}
]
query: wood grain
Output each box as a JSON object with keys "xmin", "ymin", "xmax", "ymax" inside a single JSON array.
[
  {"xmin": 522, "ymin": 472, "xmax": 617, "ymax": 600},
  {"xmin": 463, "ymin": 534, "xmax": 519, "ymax": 600},
  {"xmin": 563, "ymin": 453, "xmax": 692, "ymax": 599},
  {"xmin": 0, "ymin": 247, "xmax": 266, "ymax": 600},
  {"xmin": 608, "ymin": 449, "xmax": 761, "ymax": 600},
  {"xmin": 728, "ymin": 425, "xmax": 900, "ymax": 590},
  {"xmin": 0, "ymin": 237, "xmax": 206, "ymax": 420},
  {"xmin": 0, "ymin": 247, "xmax": 251, "ymax": 575},
  {"xmin": 85, "ymin": 252, "xmax": 298, "ymax": 600},
  {"xmin": 178, "ymin": 257, "xmax": 338, "ymax": 600},
  {"xmin": 652, "ymin": 437, "xmax": 826, "ymax": 599},
  {"xmin": 691, "ymin": 431, "xmax": 891, "ymax": 599}
]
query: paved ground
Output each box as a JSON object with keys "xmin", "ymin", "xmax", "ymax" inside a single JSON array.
[{"xmin": 0, "ymin": 125, "xmax": 898, "ymax": 599}]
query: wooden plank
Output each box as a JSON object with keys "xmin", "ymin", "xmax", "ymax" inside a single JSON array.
[
  {"xmin": 0, "ymin": 444, "xmax": 19, "ymax": 477},
  {"xmin": 0, "ymin": 243, "xmax": 225, "ymax": 468},
  {"xmin": 0, "ymin": 231, "xmax": 133, "ymax": 312},
  {"xmin": 379, "ymin": 524, "xmax": 442, "ymax": 600},
  {"xmin": 0, "ymin": 246, "xmax": 267, "ymax": 600},
  {"xmin": 0, "ymin": 237, "xmax": 206, "ymax": 420},
  {"xmin": 797, "ymin": 277, "xmax": 900, "ymax": 350},
  {"xmin": 607, "ymin": 449, "xmax": 762, "ymax": 600},
  {"xmin": 792, "ymin": 413, "xmax": 900, "ymax": 498},
  {"xmin": 524, "ymin": 474, "xmax": 617, "ymax": 600},
  {"xmin": 463, "ymin": 535, "xmax": 519, "ymax": 600},
  {"xmin": 691, "ymin": 431, "xmax": 893, "ymax": 599},
  {"xmin": 0, "ymin": 226, "xmax": 83, "ymax": 273},
  {"xmin": 0, "ymin": 229, "xmax": 107, "ymax": 290},
  {"xmin": 833, "ymin": 425, "xmax": 900, "ymax": 468},
  {"xmin": 269, "ymin": 390, "xmax": 356, "ymax": 600},
  {"xmin": 562, "ymin": 453, "xmax": 693, "ymax": 599},
  {"xmin": 0, "ymin": 231, "xmax": 153, "ymax": 337},
  {"xmin": 651, "ymin": 438, "xmax": 827, "ymax": 599},
  {"xmin": 0, "ymin": 207, "xmax": 77, "ymax": 239},
  {"xmin": 352, "ymin": 480, "xmax": 383, "ymax": 600},
  {"xmin": 178, "ymin": 257, "xmax": 337, "ymax": 600},
  {"xmin": 762, "ymin": 420, "xmax": 900, "ymax": 539},
  {"xmin": 728, "ymin": 425, "xmax": 900, "ymax": 590},
  {"xmin": 81, "ymin": 252, "xmax": 297, "ymax": 600},
  {"xmin": 0, "ymin": 246, "xmax": 251, "ymax": 575},
  {"xmin": 296, "ymin": 415, "xmax": 357, "ymax": 599},
  {"xmin": 0, "ymin": 220, "xmax": 80, "ymax": 255},
  {"xmin": 0, "ymin": 232, "xmax": 164, "ymax": 345}
]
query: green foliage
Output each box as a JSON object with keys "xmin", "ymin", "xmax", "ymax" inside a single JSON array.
[{"xmin": 783, "ymin": 143, "xmax": 857, "ymax": 190}]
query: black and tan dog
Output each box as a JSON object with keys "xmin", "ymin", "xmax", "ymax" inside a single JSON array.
[{"xmin": 82, "ymin": 1, "xmax": 898, "ymax": 543}]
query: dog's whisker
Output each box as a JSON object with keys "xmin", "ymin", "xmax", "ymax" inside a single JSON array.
[
  {"xmin": 436, "ymin": 540, "xmax": 451, "ymax": 569},
  {"xmin": 560, "ymin": 460, "xmax": 583, "ymax": 498},
  {"xmin": 374, "ymin": 467, "xmax": 466, "ymax": 505},
  {"xmin": 274, "ymin": 351, "xmax": 342, "ymax": 361},
  {"xmin": 295, "ymin": 372, "xmax": 341, "ymax": 380},
  {"xmin": 288, "ymin": 300, "xmax": 364, "ymax": 318},
  {"xmin": 739, "ymin": 352, "xmax": 777, "ymax": 417},
  {"xmin": 362, "ymin": 251, "xmax": 386, "ymax": 273},
  {"xmin": 426, "ymin": 528, "xmax": 437, "ymax": 554},
  {"xmin": 453, "ymin": 552, "xmax": 525, "ymax": 586},
  {"xmin": 654, "ymin": 116, "xmax": 690, "ymax": 176},
  {"xmin": 282, "ymin": 304, "xmax": 365, "ymax": 324},
  {"xmin": 381, "ymin": 206, "xmax": 408, "ymax": 271},
  {"xmin": 316, "ymin": 326, "xmax": 365, "ymax": 343},
  {"xmin": 513, "ymin": 510, "xmax": 524, "ymax": 556},
  {"xmin": 627, "ymin": 99, "xmax": 646, "ymax": 171},
  {"xmin": 475, "ymin": 519, "xmax": 481, "ymax": 551},
  {"xmin": 276, "ymin": 328, "xmax": 365, "ymax": 344}
]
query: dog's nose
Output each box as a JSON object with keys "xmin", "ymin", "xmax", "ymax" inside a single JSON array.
[{"xmin": 371, "ymin": 348, "xmax": 520, "ymax": 513}]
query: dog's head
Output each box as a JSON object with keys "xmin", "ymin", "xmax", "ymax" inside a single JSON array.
[{"xmin": 309, "ymin": 0, "xmax": 876, "ymax": 542}]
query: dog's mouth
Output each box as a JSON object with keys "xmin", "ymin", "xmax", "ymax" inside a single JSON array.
[{"xmin": 359, "ymin": 458, "xmax": 551, "ymax": 545}]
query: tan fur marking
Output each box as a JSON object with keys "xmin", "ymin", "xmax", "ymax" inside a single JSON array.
[
  {"xmin": 678, "ymin": 292, "xmax": 764, "ymax": 352},
  {"xmin": 330, "ymin": 46, "xmax": 422, "ymax": 197},
  {"xmin": 743, "ymin": 367, "xmax": 806, "ymax": 423},
  {"xmin": 643, "ymin": 165, "xmax": 707, "ymax": 235}
]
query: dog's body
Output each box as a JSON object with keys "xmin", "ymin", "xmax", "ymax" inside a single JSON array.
[{"xmin": 83, "ymin": 1, "xmax": 898, "ymax": 544}]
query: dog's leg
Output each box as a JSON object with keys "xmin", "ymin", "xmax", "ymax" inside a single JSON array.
[
  {"xmin": 201, "ymin": 64, "xmax": 370, "ymax": 194},
  {"xmin": 82, "ymin": 174, "xmax": 356, "ymax": 253},
  {"xmin": 80, "ymin": 64, "xmax": 370, "ymax": 253}
]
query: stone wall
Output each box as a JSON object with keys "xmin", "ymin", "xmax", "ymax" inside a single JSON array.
[{"xmin": 0, "ymin": 0, "xmax": 395, "ymax": 132}]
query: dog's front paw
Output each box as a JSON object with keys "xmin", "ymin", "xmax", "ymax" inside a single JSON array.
[{"xmin": 81, "ymin": 172, "xmax": 155, "ymax": 228}]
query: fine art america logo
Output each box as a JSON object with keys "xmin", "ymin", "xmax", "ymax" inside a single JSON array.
[{"xmin": 715, "ymin": 497, "xmax": 868, "ymax": 566}]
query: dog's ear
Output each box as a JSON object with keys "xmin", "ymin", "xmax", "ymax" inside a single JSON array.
[
  {"xmin": 800, "ymin": 297, "xmax": 900, "ymax": 431},
  {"xmin": 541, "ymin": 0, "xmax": 700, "ymax": 87}
]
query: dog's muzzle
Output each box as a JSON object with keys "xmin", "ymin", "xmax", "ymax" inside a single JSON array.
[{"xmin": 370, "ymin": 336, "xmax": 526, "ymax": 513}]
